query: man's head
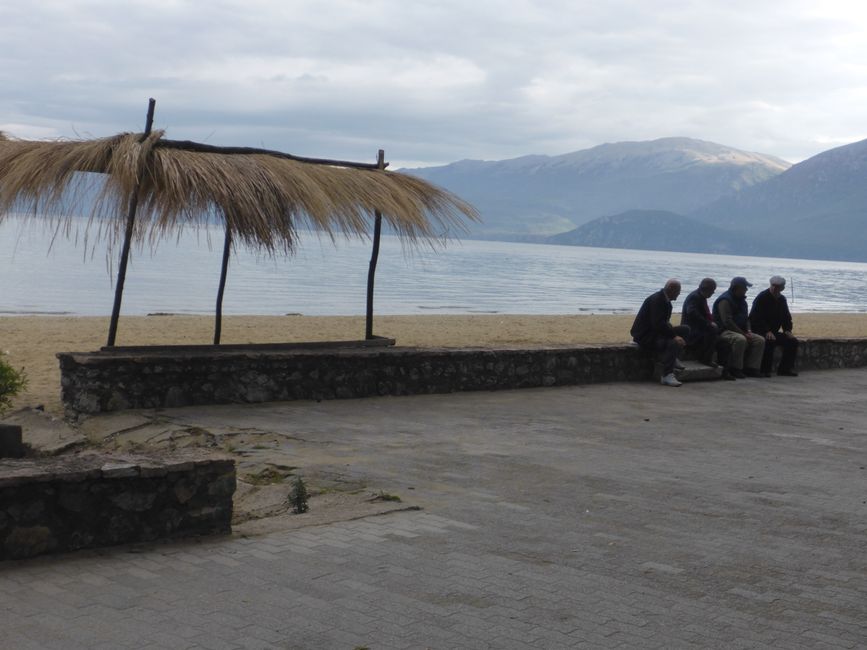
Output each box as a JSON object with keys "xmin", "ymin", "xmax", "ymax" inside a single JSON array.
[
  {"xmin": 729, "ymin": 276, "xmax": 752, "ymax": 298},
  {"xmin": 698, "ymin": 277, "xmax": 717, "ymax": 299},
  {"xmin": 663, "ymin": 278, "xmax": 682, "ymax": 301},
  {"xmin": 769, "ymin": 275, "xmax": 786, "ymax": 297}
]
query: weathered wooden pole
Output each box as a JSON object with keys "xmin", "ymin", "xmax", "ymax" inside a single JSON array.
[
  {"xmin": 214, "ymin": 226, "xmax": 232, "ymax": 344},
  {"xmin": 365, "ymin": 149, "xmax": 386, "ymax": 339},
  {"xmin": 106, "ymin": 98, "xmax": 156, "ymax": 347}
]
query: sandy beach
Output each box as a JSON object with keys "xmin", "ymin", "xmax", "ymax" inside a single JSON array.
[{"xmin": 1, "ymin": 313, "xmax": 865, "ymax": 413}]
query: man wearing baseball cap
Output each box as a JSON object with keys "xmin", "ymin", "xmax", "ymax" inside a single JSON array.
[
  {"xmin": 749, "ymin": 276, "xmax": 799, "ymax": 377},
  {"xmin": 712, "ymin": 277, "xmax": 765, "ymax": 378}
]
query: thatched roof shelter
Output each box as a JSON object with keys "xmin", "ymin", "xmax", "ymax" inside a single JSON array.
[
  {"xmin": 0, "ymin": 102, "xmax": 479, "ymax": 347},
  {"xmin": 0, "ymin": 130, "xmax": 477, "ymax": 251}
]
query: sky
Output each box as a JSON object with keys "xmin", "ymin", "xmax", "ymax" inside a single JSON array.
[{"xmin": 2, "ymin": 0, "xmax": 867, "ymax": 168}]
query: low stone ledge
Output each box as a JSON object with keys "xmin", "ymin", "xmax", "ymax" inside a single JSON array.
[
  {"xmin": 797, "ymin": 337, "xmax": 867, "ymax": 370},
  {"xmin": 56, "ymin": 338, "xmax": 867, "ymax": 414},
  {"xmin": 0, "ymin": 450, "xmax": 235, "ymax": 560}
]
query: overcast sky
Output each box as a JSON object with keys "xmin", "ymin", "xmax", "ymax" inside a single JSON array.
[{"xmin": 2, "ymin": 0, "xmax": 866, "ymax": 168}]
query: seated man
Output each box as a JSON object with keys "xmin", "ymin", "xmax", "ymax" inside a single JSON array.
[
  {"xmin": 680, "ymin": 277, "xmax": 730, "ymax": 376},
  {"xmin": 749, "ymin": 275, "xmax": 799, "ymax": 377},
  {"xmin": 631, "ymin": 278, "xmax": 690, "ymax": 387},
  {"xmin": 712, "ymin": 276, "xmax": 765, "ymax": 378}
]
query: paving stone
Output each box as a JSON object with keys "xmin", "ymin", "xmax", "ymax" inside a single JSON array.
[{"xmin": 2, "ymin": 370, "xmax": 867, "ymax": 649}]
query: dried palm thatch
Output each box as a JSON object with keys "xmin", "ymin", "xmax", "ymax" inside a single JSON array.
[{"xmin": 0, "ymin": 130, "xmax": 478, "ymax": 252}]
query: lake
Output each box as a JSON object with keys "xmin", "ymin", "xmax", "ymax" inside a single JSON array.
[{"xmin": 2, "ymin": 215, "xmax": 867, "ymax": 316}]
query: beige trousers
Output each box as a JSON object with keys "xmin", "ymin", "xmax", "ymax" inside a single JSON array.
[{"xmin": 719, "ymin": 330, "xmax": 765, "ymax": 370}]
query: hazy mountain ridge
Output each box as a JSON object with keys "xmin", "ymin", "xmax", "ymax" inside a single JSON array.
[
  {"xmin": 547, "ymin": 209, "xmax": 752, "ymax": 255},
  {"xmin": 407, "ymin": 135, "xmax": 867, "ymax": 262},
  {"xmin": 405, "ymin": 137, "xmax": 791, "ymax": 239},
  {"xmin": 691, "ymin": 138, "xmax": 867, "ymax": 260}
]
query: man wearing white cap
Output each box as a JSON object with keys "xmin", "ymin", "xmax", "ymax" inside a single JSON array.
[
  {"xmin": 712, "ymin": 276, "xmax": 765, "ymax": 378},
  {"xmin": 749, "ymin": 276, "xmax": 799, "ymax": 377}
]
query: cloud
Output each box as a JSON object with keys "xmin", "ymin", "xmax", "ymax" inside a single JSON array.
[{"xmin": 2, "ymin": 0, "xmax": 867, "ymax": 166}]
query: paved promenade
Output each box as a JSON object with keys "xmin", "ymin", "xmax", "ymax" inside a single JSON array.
[{"xmin": 2, "ymin": 369, "xmax": 867, "ymax": 649}]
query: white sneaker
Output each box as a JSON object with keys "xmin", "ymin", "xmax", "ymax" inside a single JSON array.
[{"xmin": 661, "ymin": 373, "xmax": 682, "ymax": 387}]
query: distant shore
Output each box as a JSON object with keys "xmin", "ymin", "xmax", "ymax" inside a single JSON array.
[{"xmin": 1, "ymin": 313, "xmax": 865, "ymax": 413}]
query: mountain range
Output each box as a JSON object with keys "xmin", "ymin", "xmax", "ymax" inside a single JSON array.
[{"xmin": 405, "ymin": 136, "xmax": 867, "ymax": 262}]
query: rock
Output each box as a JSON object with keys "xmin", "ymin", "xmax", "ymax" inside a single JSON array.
[{"xmin": 5, "ymin": 525, "xmax": 56, "ymax": 559}]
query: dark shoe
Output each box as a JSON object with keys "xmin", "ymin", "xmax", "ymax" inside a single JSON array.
[
  {"xmin": 721, "ymin": 369, "xmax": 737, "ymax": 381},
  {"xmin": 777, "ymin": 369, "xmax": 799, "ymax": 377},
  {"xmin": 761, "ymin": 372, "xmax": 772, "ymax": 378},
  {"xmin": 729, "ymin": 368, "xmax": 746, "ymax": 379},
  {"xmin": 743, "ymin": 368, "xmax": 761, "ymax": 378},
  {"xmin": 699, "ymin": 358, "xmax": 719, "ymax": 368}
]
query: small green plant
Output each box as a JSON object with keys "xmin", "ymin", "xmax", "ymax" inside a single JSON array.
[
  {"xmin": 372, "ymin": 490, "xmax": 402, "ymax": 503},
  {"xmin": 289, "ymin": 476, "xmax": 309, "ymax": 514},
  {"xmin": 0, "ymin": 354, "xmax": 27, "ymax": 414}
]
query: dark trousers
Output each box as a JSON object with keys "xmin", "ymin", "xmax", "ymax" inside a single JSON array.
[
  {"xmin": 687, "ymin": 329, "xmax": 728, "ymax": 366},
  {"xmin": 760, "ymin": 331, "xmax": 799, "ymax": 373},
  {"xmin": 645, "ymin": 325, "xmax": 690, "ymax": 375}
]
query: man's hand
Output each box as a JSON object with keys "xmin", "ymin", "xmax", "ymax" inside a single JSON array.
[
  {"xmin": 783, "ymin": 330, "xmax": 795, "ymax": 339},
  {"xmin": 674, "ymin": 336, "xmax": 686, "ymax": 347},
  {"xmin": 765, "ymin": 331, "xmax": 775, "ymax": 342}
]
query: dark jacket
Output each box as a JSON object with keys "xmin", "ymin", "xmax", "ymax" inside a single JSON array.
[
  {"xmin": 750, "ymin": 289, "xmax": 793, "ymax": 334},
  {"xmin": 681, "ymin": 289, "xmax": 714, "ymax": 342},
  {"xmin": 713, "ymin": 290, "xmax": 749, "ymax": 333},
  {"xmin": 631, "ymin": 289, "xmax": 675, "ymax": 347}
]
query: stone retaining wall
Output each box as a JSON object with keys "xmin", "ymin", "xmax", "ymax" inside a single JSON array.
[
  {"xmin": 57, "ymin": 338, "xmax": 867, "ymax": 415},
  {"xmin": 0, "ymin": 451, "xmax": 235, "ymax": 560}
]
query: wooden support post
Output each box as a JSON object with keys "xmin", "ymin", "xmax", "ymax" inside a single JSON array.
[
  {"xmin": 365, "ymin": 149, "xmax": 386, "ymax": 339},
  {"xmin": 106, "ymin": 98, "xmax": 156, "ymax": 347},
  {"xmin": 214, "ymin": 226, "xmax": 232, "ymax": 345}
]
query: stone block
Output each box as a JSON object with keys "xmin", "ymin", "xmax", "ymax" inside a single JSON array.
[
  {"xmin": 0, "ymin": 452, "xmax": 235, "ymax": 560},
  {"xmin": 676, "ymin": 360, "xmax": 723, "ymax": 382},
  {"xmin": 101, "ymin": 462, "xmax": 140, "ymax": 478},
  {"xmin": 0, "ymin": 425, "xmax": 24, "ymax": 458}
]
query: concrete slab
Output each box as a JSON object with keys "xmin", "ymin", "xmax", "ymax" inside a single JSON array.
[
  {"xmin": 1, "ymin": 407, "xmax": 85, "ymax": 454},
  {"xmin": 77, "ymin": 412, "xmax": 155, "ymax": 444}
]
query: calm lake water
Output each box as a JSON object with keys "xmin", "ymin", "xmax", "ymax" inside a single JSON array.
[{"xmin": 2, "ymin": 215, "xmax": 867, "ymax": 316}]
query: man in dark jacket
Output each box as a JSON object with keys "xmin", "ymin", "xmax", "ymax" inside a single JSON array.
[
  {"xmin": 631, "ymin": 279, "xmax": 690, "ymax": 387},
  {"xmin": 749, "ymin": 275, "xmax": 799, "ymax": 377},
  {"xmin": 680, "ymin": 277, "xmax": 729, "ymax": 372},
  {"xmin": 712, "ymin": 276, "xmax": 765, "ymax": 378}
]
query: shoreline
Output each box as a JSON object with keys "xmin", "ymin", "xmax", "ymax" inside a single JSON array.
[
  {"xmin": 2, "ymin": 313, "xmax": 865, "ymax": 413},
  {"xmin": 3, "ymin": 308, "xmax": 867, "ymax": 317}
]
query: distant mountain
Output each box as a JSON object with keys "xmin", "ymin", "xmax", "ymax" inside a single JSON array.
[
  {"xmin": 404, "ymin": 137, "xmax": 790, "ymax": 239},
  {"xmin": 547, "ymin": 210, "xmax": 751, "ymax": 255},
  {"xmin": 692, "ymin": 138, "xmax": 867, "ymax": 261}
]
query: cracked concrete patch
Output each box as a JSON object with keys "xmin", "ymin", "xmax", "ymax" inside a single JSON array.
[{"xmin": 1, "ymin": 408, "xmax": 86, "ymax": 454}]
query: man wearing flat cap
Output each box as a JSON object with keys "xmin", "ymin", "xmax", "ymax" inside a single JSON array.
[
  {"xmin": 681, "ymin": 277, "xmax": 730, "ymax": 374},
  {"xmin": 749, "ymin": 276, "xmax": 799, "ymax": 377},
  {"xmin": 712, "ymin": 276, "xmax": 765, "ymax": 378}
]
